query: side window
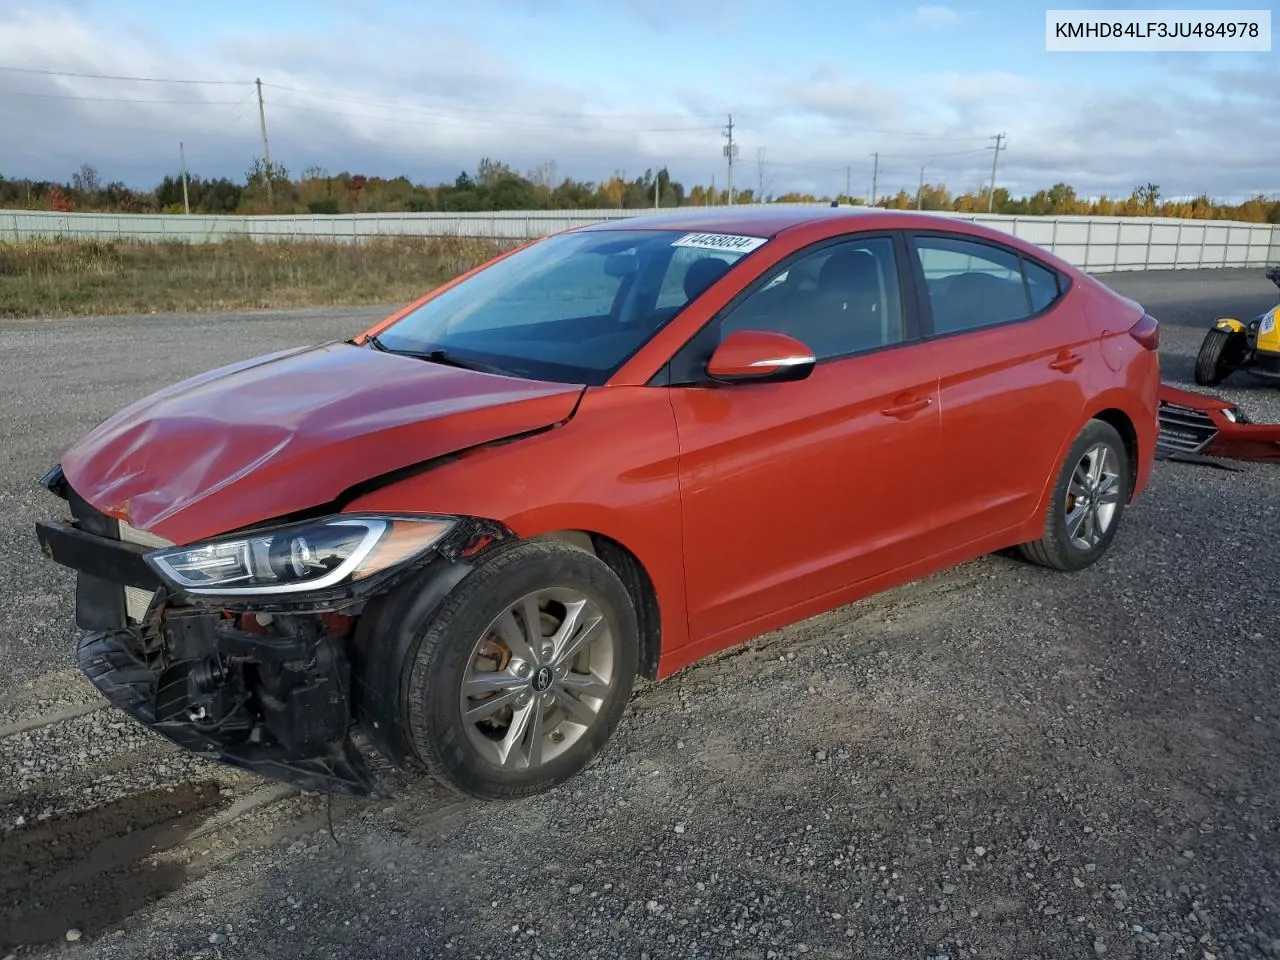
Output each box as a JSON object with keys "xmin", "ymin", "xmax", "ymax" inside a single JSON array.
[
  {"xmin": 1024, "ymin": 258, "xmax": 1062, "ymax": 313},
  {"xmin": 720, "ymin": 237, "xmax": 905, "ymax": 360},
  {"xmin": 913, "ymin": 235, "xmax": 1037, "ymax": 335}
]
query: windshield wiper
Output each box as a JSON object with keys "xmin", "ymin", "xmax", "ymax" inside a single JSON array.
[
  {"xmin": 418, "ymin": 349, "xmax": 505, "ymax": 374},
  {"xmin": 365, "ymin": 336, "xmax": 506, "ymax": 375}
]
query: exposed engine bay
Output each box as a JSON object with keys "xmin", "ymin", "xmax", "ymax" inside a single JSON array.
[{"xmin": 34, "ymin": 468, "xmax": 516, "ymax": 797}]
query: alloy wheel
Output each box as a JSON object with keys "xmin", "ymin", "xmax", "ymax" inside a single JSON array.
[
  {"xmin": 1064, "ymin": 442, "xmax": 1122, "ymax": 550},
  {"xmin": 459, "ymin": 587, "xmax": 618, "ymax": 770}
]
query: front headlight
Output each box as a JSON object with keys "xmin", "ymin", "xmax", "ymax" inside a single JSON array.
[{"xmin": 145, "ymin": 514, "xmax": 456, "ymax": 596}]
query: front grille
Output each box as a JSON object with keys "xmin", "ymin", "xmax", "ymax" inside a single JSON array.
[
  {"xmin": 117, "ymin": 520, "xmax": 173, "ymax": 622},
  {"xmin": 1157, "ymin": 401, "xmax": 1217, "ymax": 455}
]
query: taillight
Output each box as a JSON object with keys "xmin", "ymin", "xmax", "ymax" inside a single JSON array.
[{"xmin": 1128, "ymin": 313, "xmax": 1160, "ymax": 350}]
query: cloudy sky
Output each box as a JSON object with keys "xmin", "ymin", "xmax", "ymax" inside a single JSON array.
[{"xmin": 0, "ymin": 0, "xmax": 1276, "ymax": 201}]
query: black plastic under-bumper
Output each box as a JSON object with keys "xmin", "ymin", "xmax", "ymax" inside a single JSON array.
[{"xmin": 76, "ymin": 625, "xmax": 398, "ymax": 798}]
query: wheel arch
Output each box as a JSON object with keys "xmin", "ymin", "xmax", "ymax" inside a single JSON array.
[
  {"xmin": 527, "ymin": 529, "xmax": 663, "ymax": 680},
  {"xmin": 1026, "ymin": 400, "xmax": 1144, "ymax": 535},
  {"xmin": 1089, "ymin": 406, "xmax": 1140, "ymax": 501}
]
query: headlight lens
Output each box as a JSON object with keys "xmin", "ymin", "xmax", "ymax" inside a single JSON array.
[{"xmin": 146, "ymin": 514, "xmax": 456, "ymax": 596}]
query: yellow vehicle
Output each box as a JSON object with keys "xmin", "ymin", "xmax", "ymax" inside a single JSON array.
[{"xmin": 1195, "ymin": 266, "xmax": 1280, "ymax": 386}]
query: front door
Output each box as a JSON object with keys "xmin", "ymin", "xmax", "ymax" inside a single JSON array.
[{"xmin": 669, "ymin": 233, "xmax": 944, "ymax": 644}]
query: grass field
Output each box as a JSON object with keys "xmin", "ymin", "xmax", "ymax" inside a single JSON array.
[{"xmin": 0, "ymin": 236, "xmax": 515, "ymax": 319}]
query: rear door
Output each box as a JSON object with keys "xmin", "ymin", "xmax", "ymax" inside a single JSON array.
[{"xmin": 905, "ymin": 231, "xmax": 1090, "ymax": 548}]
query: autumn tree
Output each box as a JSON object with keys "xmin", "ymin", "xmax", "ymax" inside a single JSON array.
[
  {"xmin": 45, "ymin": 185, "xmax": 74, "ymax": 211},
  {"xmin": 3, "ymin": 154, "xmax": 1278, "ymax": 224}
]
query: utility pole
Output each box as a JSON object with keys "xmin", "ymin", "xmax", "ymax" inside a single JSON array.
[
  {"xmin": 757, "ymin": 147, "xmax": 766, "ymax": 200},
  {"xmin": 722, "ymin": 114, "xmax": 737, "ymax": 206},
  {"xmin": 870, "ymin": 152, "xmax": 879, "ymax": 206},
  {"xmin": 179, "ymin": 141, "xmax": 190, "ymax": 215},
  {"xmin": 845, "ymin": 165, "xmax": 851, "ymax": 202},
  {"xmin": 917, "ymin": 165, "xmax": 924, "ymax": 210},
  {"xmin": 987, "ymin": 132, "xmax": 1006, "ymax": 213},
  {"xmin": 255, "ymin": 77, "xmax": 273, "ymax": 207}
]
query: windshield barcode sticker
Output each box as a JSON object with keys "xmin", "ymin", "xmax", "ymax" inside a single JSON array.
[{"xmin": 672, "ymin": 233, "xmax": 768, "ymax": 253}]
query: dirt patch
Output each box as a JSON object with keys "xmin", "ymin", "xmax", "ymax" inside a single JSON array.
[{"xmin": 0, "ymin": 779, "xmax": 226, "ymax": 950}]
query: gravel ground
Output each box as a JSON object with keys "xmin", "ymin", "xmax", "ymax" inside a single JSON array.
[{"xmin": 2, "ymin": 268, "xmax": 1279, "ymax": 959}]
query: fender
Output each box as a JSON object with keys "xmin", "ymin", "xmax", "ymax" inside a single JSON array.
[{"xmin": 1214, "ymin": 317, "xmax": 1247, "ymax": 334}]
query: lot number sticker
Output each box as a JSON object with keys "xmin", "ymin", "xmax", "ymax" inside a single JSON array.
[
  {"xmin": 1262, "ymin": 307, "xmax": 1277, "ymax": 336},
  {"xmin": 672, "ymin": 233, "xmax": 768, "ymax": 253}
]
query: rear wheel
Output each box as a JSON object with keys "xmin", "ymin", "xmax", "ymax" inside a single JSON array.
[
  {"xmin": 399, "ymin": 539, "xmax": 639, "ymax": 800},
  {"xmin": 1194, "ymin": 326, "xmax": 1245, "ymax": 386},
  {"xmin": 1018, "ymin": 419, "xmax": 1130, "ymax": 572}
]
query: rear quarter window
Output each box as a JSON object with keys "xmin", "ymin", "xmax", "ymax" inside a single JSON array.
[{"xmin": 1023, "ymin": 259, "xmax": 1063, "ymax": 313}]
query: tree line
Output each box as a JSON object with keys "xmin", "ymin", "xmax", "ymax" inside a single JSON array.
[{"xmin": 3, "ymin": 158, "xmax": 1278, "ymax": 224}]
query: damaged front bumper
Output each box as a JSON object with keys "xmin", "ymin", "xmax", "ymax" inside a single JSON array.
[
  {"xmin": 72, "ymin": 611, "xmax": 394, "ymax": 796},
  {"xmin": 1157, "ymin": 383, "xmax": 1280, "ymax": 465},
  {"xmin": 34, "ymin": 469, "xmax": 513, "ymax": 797}
]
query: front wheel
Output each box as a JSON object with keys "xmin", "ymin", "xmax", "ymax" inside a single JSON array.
[
  {"xmin": 1194, "ymin": 326, "xmax": 1245, "ymax": 386},
  {"xmin": 1018, "ymin": 419, "xmax": 1131, "ymax": 572},
  {"xmin": 399, "ymin": 539, "xmax": 639, "ymax": 800}
]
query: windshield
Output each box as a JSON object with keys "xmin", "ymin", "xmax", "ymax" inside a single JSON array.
[{"xmin": 373, "ymin": 228, "xmax": 768, "ymax": 384}]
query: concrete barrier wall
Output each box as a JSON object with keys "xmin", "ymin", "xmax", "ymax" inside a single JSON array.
[{"xmin": 4, "ymin": 205, "xmax": 1278, "ymax": 274}]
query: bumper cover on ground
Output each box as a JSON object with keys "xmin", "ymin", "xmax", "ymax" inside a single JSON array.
[{"xmin": 1157, "ymin": 383, "xmax": 1280, "ymax": 465}]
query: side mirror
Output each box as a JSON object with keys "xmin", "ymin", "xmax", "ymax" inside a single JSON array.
[{"xmin": 706, "ymin": 329, "xmax": 816, "ymax": 384}]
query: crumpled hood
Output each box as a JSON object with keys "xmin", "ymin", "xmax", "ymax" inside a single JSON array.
[{"xmin": 60, "ymin": 341, "xmax": 584, "ymax": 545}]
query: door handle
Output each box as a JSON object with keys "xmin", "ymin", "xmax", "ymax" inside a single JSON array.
[
  {"xmin": 1049, "ymin": 353, "xmax": 1083, "ymax": 372},
  {"xmin": 881, "ymin": 396, "xmax": 932, "ymax": 419}
]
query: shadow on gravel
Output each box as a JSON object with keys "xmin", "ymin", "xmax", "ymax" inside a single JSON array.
[{"xmin": 0, "ymin": 779, "xmax": 226, "ymax": 950}]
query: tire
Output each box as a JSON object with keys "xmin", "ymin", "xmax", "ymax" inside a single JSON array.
[
  {"xmin": 398, "ymin": 539, "xmax": 639, "ymax": 800},
  {"xmin": 1194, "ymin": 327, "xmax": 1242, "ymax": 386},
  {"xmin": 1018, "ymin": 419, "xmax": 1131, "ymax": 572}
]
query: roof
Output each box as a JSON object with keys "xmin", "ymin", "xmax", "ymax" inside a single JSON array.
[{"xmin": 575, "ymin": 204, "xmax": 961, "ymax": 238}]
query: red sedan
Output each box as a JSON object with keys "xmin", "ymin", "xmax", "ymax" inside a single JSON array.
[{"xmin": 35, "ymin": 207, "xmax": 1161, "ymax": 800}]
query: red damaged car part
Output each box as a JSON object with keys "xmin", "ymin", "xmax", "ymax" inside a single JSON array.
[
  {"xmin": 57, "ymin": 340, "xmax": 585, "ymax": 546},
  {"xmin": 1157, "ymin": 382, "xmax": 1280, "ymax": 464}
]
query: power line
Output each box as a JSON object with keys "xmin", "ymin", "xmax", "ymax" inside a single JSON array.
[
  {"xmin": 261, "ymin": 82, "xmax": 737, "ymax": 122},
  {"xmin": 264, "ymin": 98, "xmax": 721, "ymax": 133},
  {"xmin": 6, "ymin": 81, "xmax": 719, "ymax": 132},
  {"xmin": 764, "ymin": 148, "xmax": 990, "ymax": 173},
  {"xmin": 0, "ymin": 65, "xmax": 245, "ymax": 84},
  {"xmin": 786, "ymin": 115, "xmax": 993, "ymax": 142},
  {"xmin": 0, "ymin": 88, "xmax": 247, "ymax": 104}
]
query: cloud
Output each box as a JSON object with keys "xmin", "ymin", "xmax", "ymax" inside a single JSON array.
[
  {"xmin": 913, "ymin": 5, "xmax": 960, "ymax": 27},
  {"xmin": 0, "ymin": 5, "xmax": 1276, "ymax": 203}
]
